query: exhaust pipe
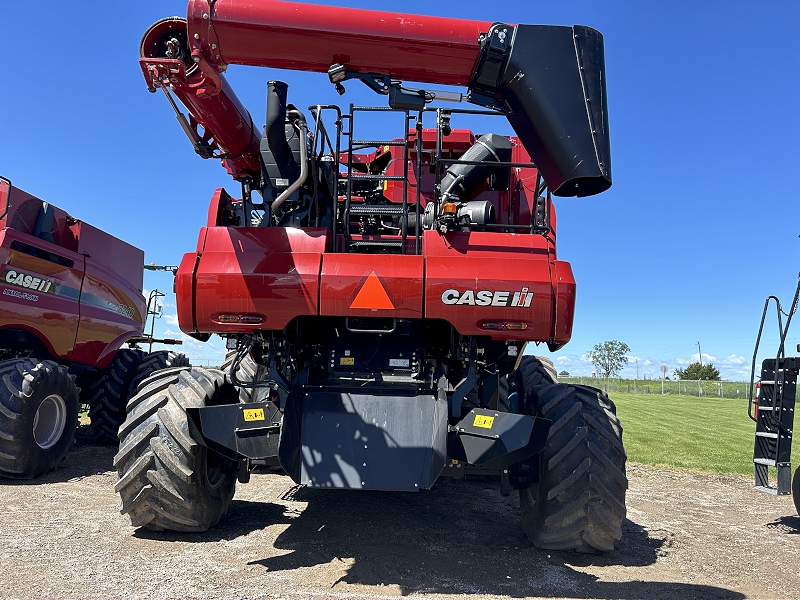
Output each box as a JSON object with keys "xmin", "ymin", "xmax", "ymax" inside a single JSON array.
[
  {"xmin": 261, "ymin": 81, "xmax": 309, "ymax": 206},
  {"xmin": 264, "ymin": 81, "xmax": 300, "ymax": 182}
]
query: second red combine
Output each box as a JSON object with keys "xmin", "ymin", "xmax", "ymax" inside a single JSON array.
[{"xmin": 117, "ymin": 0, "xmax": 625, "ymax": 553}]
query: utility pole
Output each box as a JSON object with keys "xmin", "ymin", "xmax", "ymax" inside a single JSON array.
[
  {"xmin": 697, "ymin": 341, "xmax": 702, "ymax": 367},
  {"xmin": 636, "ymin": 358, "xmax": 639, "ymax": 380}
]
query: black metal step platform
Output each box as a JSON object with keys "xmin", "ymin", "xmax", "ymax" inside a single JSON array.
[{"xmin": 753, "ymin": 357, "xmax": 797, "ymax": 495}]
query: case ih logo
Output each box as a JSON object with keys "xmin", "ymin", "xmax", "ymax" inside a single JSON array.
[
  {"xmin": 3, "ymin": 269, "xmax": 55, "ymax": 294},
  {"xmin": 441, "ymin": 287, "xmax": 534, "ymax": 307}
]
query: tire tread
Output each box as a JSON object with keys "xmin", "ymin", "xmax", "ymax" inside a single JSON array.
[{"xmin": 518, "ymin": 376, "xmax": 628, "ymax": 553}]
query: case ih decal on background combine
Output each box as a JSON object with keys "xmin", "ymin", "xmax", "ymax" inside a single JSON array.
[
  {"xmin": 0, "ymin": 177, "xmax": 188, "ymax": 479},
  {"xmin": 114, "ymin": 0, "xmax": 627, "ymax": 554}
]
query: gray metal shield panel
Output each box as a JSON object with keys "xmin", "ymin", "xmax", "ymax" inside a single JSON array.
[{"xmin": 297, "ymin": 390, "xmax": 446, "ymax": 491}]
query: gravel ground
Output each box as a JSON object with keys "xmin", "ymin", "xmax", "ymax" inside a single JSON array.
[{"xmin": 0, "ymin": 443, "xmax": 798, "ymax": 600}]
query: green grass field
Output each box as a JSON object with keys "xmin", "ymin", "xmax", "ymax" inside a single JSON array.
[{"xmin": 611, "ymin": 392, "xmax": 798, "ymax": 475}]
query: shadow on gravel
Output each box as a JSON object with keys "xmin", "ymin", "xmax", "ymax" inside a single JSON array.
[
  {"xmin": 231, "ymin": 477, "xmax": 743, "ymax": 599},
  {"xmin": 133, "ymin": 499, "xmax": 290, "ymax": 543},
  {"xmin": 0, "ymin": 442, "xmax": 116, "ymax": 485},
  {"xmin": 766, "ymin": 514, "xmax": 800, "ymax": 534}
]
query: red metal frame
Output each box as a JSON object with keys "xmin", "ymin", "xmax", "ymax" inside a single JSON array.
[
  {"xmin": 145, "ymin": 1, "xmax": 578, "ymax": 349},
  {"xmin": 186, "ymin": 0, "xmax": 491, "ymax": 83},
  {"xmin": 140, "ymin": 1, "xmax": 496, "ymax": 181}
]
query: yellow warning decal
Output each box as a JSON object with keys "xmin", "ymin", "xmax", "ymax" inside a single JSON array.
[
  {"xmin": 243, "ymin": 408, "xmax": 265, "ymax": 422},
  {"xmin": 340, "ymin": 357, "xmax": 355, "ymax": 366},
  {"xmin": 473, "ymin": 414, "xmax": 495, "ymax": 429}
]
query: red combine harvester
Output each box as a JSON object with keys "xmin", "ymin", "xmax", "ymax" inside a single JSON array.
[
  {"xmin": 0, "ymin": 177, "xmax": 187, "ymax": 478},
  {"xmin": 119, "ymin": 1, "xmax": 626, "ymax": 552}
]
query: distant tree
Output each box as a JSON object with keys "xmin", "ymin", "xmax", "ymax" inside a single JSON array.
[
  {"xmin": 558, "ymin": 370, "xmax": 570, "ymax": 377},
  {"xmin": 588, "ymin": 341, "xmax": 630, "ymax": 378},
  {"xmin": 674, "ymin": 362, "xmax": 720, "ymax": 381}
]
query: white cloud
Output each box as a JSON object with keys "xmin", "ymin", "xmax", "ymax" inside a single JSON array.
[
  {"xmin": 163, "ymin": 313, "xmax": 179, "ymax": 326},
  {"xmin": 718, "ymin": 354, "xmax": 747, "ymax": 366}
]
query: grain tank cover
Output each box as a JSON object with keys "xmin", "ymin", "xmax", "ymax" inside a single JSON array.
[{"xmin": 471, "ymin": 24, "xmax": 612, "ymax": 197}]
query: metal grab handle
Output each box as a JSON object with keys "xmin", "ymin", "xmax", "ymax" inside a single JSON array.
[{"xmin": 345, "ymin": 317, "xmax": 397, "ymax": 334}]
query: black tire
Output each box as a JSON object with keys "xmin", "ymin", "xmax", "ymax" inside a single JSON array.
[
  {"xmin": 497, "ymin": 376, "xmax": 510, "ymax": 412},
  {"xmin": 86, "ymin": 349, "xmax": 144, "ymax": 443},
  {"xmin": 519, "ymin": 383, "xmax": 627, "ymax": 553},
  {"xmin": 128, "ymin": 350, "xmax": 190, "ymax": 396},
  {"xmin": 537, "ymin": 356, "xmax": 559, "ymax": 383},
  {"xmin": 0, "ymin": 359, "xmax": 79, "ymax": 479},
  {"xmin": 114, "ymin": 367, "xmax": 238, "ymax": 532},
  {"xmin": 793, "ymin": 465, "xmax": 800, "ymax": 517},
  {"xmin": 221, "ymin": 349, "xmax": 264, "ymax": 403},
  {"xmin": 514, "ymin": 355, "xmax": 558, "ymax": 408}
]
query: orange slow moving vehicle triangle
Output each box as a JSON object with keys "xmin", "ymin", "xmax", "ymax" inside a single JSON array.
[{"xmin": 350, "ymin": 271, "xmax": 395, "ymax": 309}]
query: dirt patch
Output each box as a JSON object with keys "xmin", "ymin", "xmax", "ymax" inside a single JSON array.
[{"xmin": 0, "ymin": 445, "xmax": 797, "ymax": 599}]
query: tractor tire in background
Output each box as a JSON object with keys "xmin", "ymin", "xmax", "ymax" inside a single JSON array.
[
  {"xmin": 128, "ymin": 350, "xmax": 190, "ymax": 396},
  {"xmin": 86, "ymin": 349, "xmax": 144, "ymax": 443},
  {"xmin": 0, "ymin": 359, "xmax": 80, "ymax": 478},
  {"xmin": 793, "ymin": 465, "xmax": 800, "ymax": 517},
  {"xmin": 114, "ymin": 367, "xmax": 238, "ymax": 532},
  {"xmin": 519, "ymin": 382, "xmax": 627, "ymax": 553},
  {"xmin": 506, "ymin": 355, "xmax": 557, "ymax": 414},
  {"xmin": 515, "ymin": 355, "xmax": 558, "ymax": 395},
  {"xmin": 221, "ymin": 349, "xmax": 266, "ymax": 403}
]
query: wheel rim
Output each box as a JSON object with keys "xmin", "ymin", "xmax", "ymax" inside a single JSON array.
[
  {"xmin": 205, "ymin": 450, "xmax": 226, "ymax": 489},
  {"xmin": 32, "ymin": 394, "xmax": 68, "ymax": 449}
]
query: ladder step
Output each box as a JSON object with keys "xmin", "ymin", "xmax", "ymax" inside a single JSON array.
[
  {"xmin": 754, "ymin": 485, "xmax": 779, "ymax": 496},
  {"xmin": 348, "ymin": 175, "xmax": 406, "ymax": 181},
  {"xmin": 349, "ymin": 205, "xmax": 406, "ymax": 216},
  {"xmin": 754, "ymin": 458, "xmax": 777, "ymax": 466},
  {"xmin": 760, "ymin": 380, "xmax": 776, "ymax": 384},
  {"xmin": 352, "ymin": 140, "xmax": 406, "ymax": 147},
  {"xmin": 756, "ymin": 431, "xmax": 779, "ymax": 439}
]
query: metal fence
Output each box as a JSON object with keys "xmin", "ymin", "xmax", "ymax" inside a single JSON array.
[{"xmin": 559, "ymin": 376, "xmax": 751, "ymax": 398}]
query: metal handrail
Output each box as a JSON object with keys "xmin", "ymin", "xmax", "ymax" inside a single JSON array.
[{"xmin": 748, "ymin": 274, "xmax": 800, "ymax": 423}]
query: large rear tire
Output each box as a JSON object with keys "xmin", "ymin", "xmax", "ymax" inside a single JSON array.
[
  {"xmin": 86, "ymin": 349, "xmax": 144, "ymax": 443},
  {"xmin": 0, "ymin": 359, "xmax": 79, "ymax": 478},
  {"xmin": 519, "ymin": 383, "xmax": 627, "ymax": 553},
  {"xmin": 793, "ymin": 465, "xmax": 800, "ymax": 517},
  {"xmin": 128, "ymin": 350, "xmax": 190, "ymax": 396},
  {"xmin": 114, "ymin": 367, "xmax": 238, "ymax": 532}
]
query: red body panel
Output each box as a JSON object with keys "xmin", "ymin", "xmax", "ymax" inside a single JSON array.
[
  {"xmin": 320, "ymin": 255, "xmax": 423, "ymax": 319},
  {"xmin": 71, "ymin": 258, "xmax": 146, "ymax": 368},
  {"xmin": 553, "ymin": 261, "xmax": 576, "ymax": 346},
  {"xmin": 185, "ymin": 187, "xmax": 574, "ymax": 345},
  {"xmin": 0, "ymin": 185, "xmax": 145, "ymax": 369},
  {"xmin": 423, "ymin": 230, "xmax": 555, "ymax": 341},
  {"xmin": 0, "ymin": 229, "xmax": 84, "ymax": 361},
  {"xmin": 182, "ymin": 227, "xmax": 329, "ymax": 333},
  {"xmin": 175, "ymin": 252, "xmax": 199, "ymax": 333},
  {"xmin": 187, "ymin": 0, "xmax": 489, "ymax": 85},
  {"xmin": 75, "ymin": 221, "xmax": 144, "ymax": 293}
]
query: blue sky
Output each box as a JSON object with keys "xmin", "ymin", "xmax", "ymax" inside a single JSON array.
[{"xmin": 2, "ymin": 1, "xmax": 798, "ymax": 378}]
